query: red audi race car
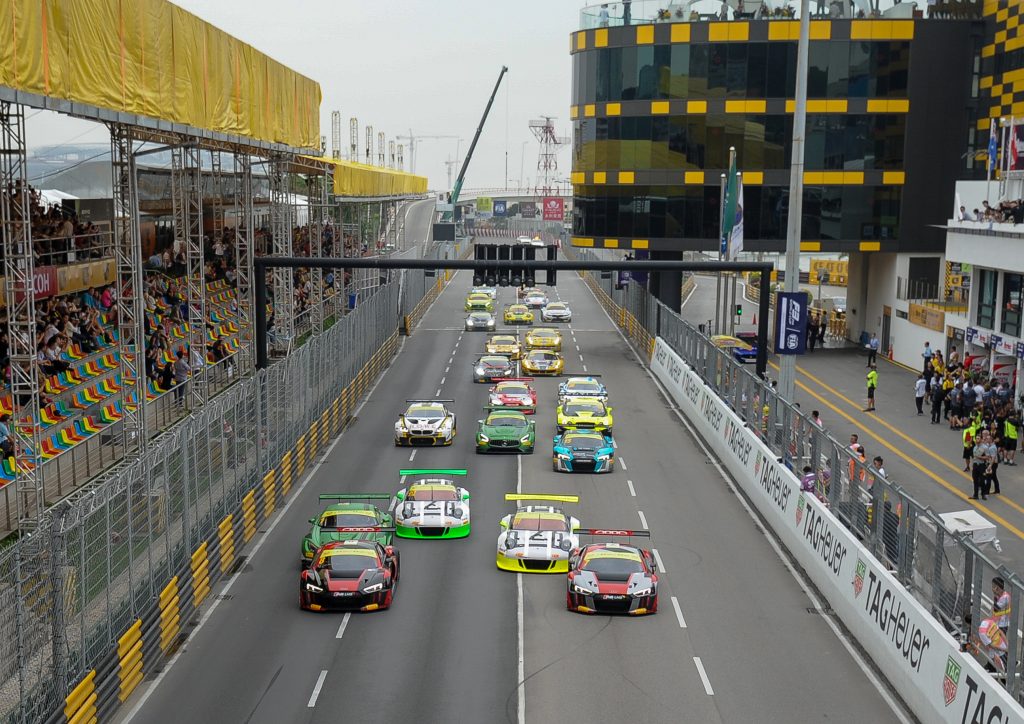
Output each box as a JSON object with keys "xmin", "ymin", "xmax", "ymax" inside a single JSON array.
[
  {"xmin": 566, "ymin": 530, "xmax": 657, "ymax": 616},
  {"xmin": 300, "ymin": 537, "xmax": 399, "ymax": 612}
]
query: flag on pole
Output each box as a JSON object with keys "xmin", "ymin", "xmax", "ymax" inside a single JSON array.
[
  {"xmin": 988, "ymin": 118, "xmax": 998, "ymax": 180},
  {"xmin": 1011, "ymin": 119, "xmax": 1020, "ymax": 172},
  {"xmin": 729, "ymin": 175, "xmax": 744, "ymax": 260},
  {"xmin": 721, "ymin": 155, "xmax": 738, "ymax": 257}
]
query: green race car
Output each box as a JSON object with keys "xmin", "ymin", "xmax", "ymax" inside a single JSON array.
[
  {"xmin": 301, "ymin": 494, "xmax": 394, "ymax": 565},
  {"xmin": 476, "ymin": 407, "xmax": 536, "ymax": 453}
]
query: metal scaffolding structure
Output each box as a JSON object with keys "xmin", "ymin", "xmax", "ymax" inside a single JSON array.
[
  {"xmin": 331, "ymin": 111, "xmax": 342, "ymax": 160},
  {"xmin": 306, "ymin": 167, "xmax": 329, "ymax": 336},
  {"xmin": 269, "ymin": 154, "xmax": 294, "ymax": 352},
  {"xmin": 365, "ymin": 125, "xmax": 373, "ymax": 165},
  {"xmin": 0, "ymin": 102, "xmax": 41, "ymax": 528},
  {"xmin": 109, "ymin": 124, "xmax": 147, "ymax": 455},
  {"xmin": 377, "ymin": 132, "xmax": 385, "ymax": 167},
  {"xmin": 234, "ymin": 152, "xmax": 255, "ymax": 376},
  {"xmin": 529, "ymin": 116, "xmax": 569, "ymax": 195},
  {"xmin": 349, "ymin": 117, "xmax": 359, "ymax": 162},
  {"xmin": 210, "ymin": 151, "xmax": 225, "ymax": 246}
]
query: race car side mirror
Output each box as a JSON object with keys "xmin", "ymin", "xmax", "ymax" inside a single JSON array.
[
  {"xmin": 607, "ymin": 407, "xmax": 613, "ymax": 412},
  {"xmin": 395, "ymin": 492, "xmax": 404, "ymax": 501},
  {"xmin": 308, "ymin": 518, "xmax": 316, "ymax": 524},
  {"xmin": 384, "ymin": 546, "xmax": 395, "ymax": 557},
  {"xmin": 478, "ymin": 420, "xmax": 484, "ymax": 424},
  {"xmin": 462, "ymin": 493, "xmax": 470, "ymax": 501}
]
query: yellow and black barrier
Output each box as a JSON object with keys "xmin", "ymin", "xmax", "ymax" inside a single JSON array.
[
  {"xmin": 190, "ymin": 543, "xmax": 210, "ymax": 608},
  {"xmin": 116, "ymin": 620, "xmax": 143, "ymax": 703},
  {"xmin": 217, "ymin": 516, "xmax": 235, "ymax": 575},
  {"xmin": 158, "ymin": 577, "xmax": 180, "ymax": 655},
  {"xmin": 64, "ymin": 670, "xmax": 96, "ymax": 724}
]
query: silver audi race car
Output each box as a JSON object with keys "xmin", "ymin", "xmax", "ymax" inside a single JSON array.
[
  {"xmin": 473, "ymin": 355, "xmax": 516, "ymax": 383},
  {"xmin": 465, "ymin": 311, "xmax": 497, "ymax": 331},
  {"xmin": 541, "ymin": 302, "xmax": 572, "ymax": 323}
]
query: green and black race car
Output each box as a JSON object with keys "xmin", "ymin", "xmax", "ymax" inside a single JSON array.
[
  {"xmin": 476, "ymin": 407, "xmax": 536, "ymax": 454},
  {"xmin": 300, "ymin": 494, "xmax": 394, "ymax": 566}
]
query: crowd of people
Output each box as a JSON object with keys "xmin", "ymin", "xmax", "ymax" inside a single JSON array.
[
  {"xmin": 957, "ymin": 199, "xmax": 1024, "ymax": 225},
  {"xmin": 5, "ymin": 181, "xmax": 109, "ymax": 265}
]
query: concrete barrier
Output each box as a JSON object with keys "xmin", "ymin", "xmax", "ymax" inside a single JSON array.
[{"xmin": 650, "ymin": 336, "xmax": 1024, "ymax": 724}]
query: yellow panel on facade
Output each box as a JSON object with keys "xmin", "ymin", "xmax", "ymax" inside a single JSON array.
[
  {"xmin": 594, "ymin": 171, "xmax": 607, "ymax": 184},
  {"xmin": 729, "ymin": 23, "xmax": 750, "ymax": 41},
  {"xmin": 872, "ymin": 21, "xmax": 893, "ymax": 39},
  {"xmin": 866, "ymin": 99, "xmax": 888, "ymax": 113},
  {"xmin": 850, "ymin": 20, "xmax": 873, "ymax": 39},
  {"xmin": 997, "ymin": 6, "xmax": 1010, "ymax": 21},
  {"xmin": 572, "ymin": 237, "xmax": 595, "ymax": 247},
  {"xmin": 807, "ymin": 100, "xmax": 828, "ymax": 113},
  {"xmin": 632, "ymin": 239, "xmax": 650, "ymax": 249},
  {"xmin": 888, "ymin": 99, "xmax": 910, "ymax": 113},
  {"xmin": 603, "ymin": 239, "xmax": 619, "ymax": 248},
  {"xmin": 570, "ymin": 106, "xmax": 579, "ymax": 119},
  {"xmin": 687, "ymin": 100, "xmax": 708, "ymax": 114},
  {"xmin": 842, "ymin": 171, "xmax": 864, "ymax": 184},
  {"xmin": 685, "ymin": 171, "xmax": 705, "ymax": 184},
  {"xmin": 891, "ymin": 20, "xmax": 914, "ymax": 39},
  {"xmin": 982, "ymin": 44, "xmax": 995, "ymax": 58},
  {"xmin": 859, "ymin": 241, "xmax": 881, "ymax": 251},
  {"xmin": 595, "ymin": 28, "xmax": 609, "ymax": 47},
  {"xmin": 571, "ymin": 171, "xmax": 586, "ymax": 184},
  {"xmin": 883, "ymin": 171, "xmax": 906, "ymax": 185},
  {"xmin": 671, "ymin": 24, "xmax": 691, "ymax": 42},
  {"xmin": 992, "ymin": 84, "xmax": 1004, "ymax": 97},
  {"xmin": 768, "ymin": 22, "xmax": 796, "ymax": 40},
  {"xmin": 980, "ymin": 76, "xmax": 993, "ymax": 89},
  {"xmin": 996, "ymin": 29, "xmax": 1008, "ymax": 44},
  {"xmin": 606, "ymin": 102, "xmax": 622, "ymax": 116},
  {"xmin": 743, "ymin": 171, "xmax": 763, "ymax": 185},
  {"xmin": 822, "ymin": 171, "xmax": 845, "ymax": 184},
  {"xmin": 785, "ymin": 100, "xmax": 796, "ymax": 113},
  {"xmin": 584, "ymin": 104, "xmax": 596, "ymax": 117},
  {"xmin": 637, "ymin": 25, "xmax": 655, "ymax": 44},
  {"xmin": 744, "ymin": 100, "xmax": 766, "ymax": 113},
  {"xmin": 800, "ymin": 242, "xmax": 822, "ymax": 252},
  {"xmin": 709, "ymin": 23, "xmax": 730, "ymax": 41},
  {"xmin": 826, "ymin": 100, "xmax": 848, "ymax": 113},
  {"xmin": 1012, "ymin": 101, "xmax": 1024, "ymax": 115},
  {"xmin": 618, "ymin": 171, "xmax": 635, "ymax": 184},
  {"xmin": 725, "ymin": 100, "xmax": 746, "ymax": 114},
  {"xmin": 804, "ymin": 171, "xmax": 824, "ymax": 184},
  {"xmin": 810, "ymin": 21, "xmax": 832, "ymax": 40},
  {"xmin": 984, "ymin": 0, "xmax": 999, "ymax": 15},
  {"xmin": 1003, "ymin": 92, "xmax": 1014, "ymax": 105},
  {"xmin": 651, "ymin": 101, "xmax": 670, "ymax": 114},
  {"xmin": 577, "ymin": 32, "xmax": 587, "ymax": 50},
  {"xmin": 1010, "ymin": 14, "xmax": 1020, "ymax": 29}
]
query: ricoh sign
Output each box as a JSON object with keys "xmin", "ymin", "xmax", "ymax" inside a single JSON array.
[{"xmin": 649, "ymin": 336, "xmax": 1024, "ymax": 724}]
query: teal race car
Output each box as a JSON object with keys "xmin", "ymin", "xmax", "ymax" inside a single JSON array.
[
  {"xmin": 476, "ymin": 407, "xmax": 536, "ymax": 453},
  {"xmin": 301, "ymin": 494, "xmax": 394, "ymax": 566},
  {"xmin": 552, "ymin": 429, "xmax": 616, "ymax": 473}
]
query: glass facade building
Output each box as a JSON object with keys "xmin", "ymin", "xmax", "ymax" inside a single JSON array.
[{"xmin": 569, "ymin": 18, "xmax": 982, "ymax": 254}]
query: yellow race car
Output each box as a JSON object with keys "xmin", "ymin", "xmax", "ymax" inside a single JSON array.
[
  {"xmin": 525, "ymin": 327, "xmax": 562, "ymax": 351},
  {"xmin": 486, "ymin": 334, "xmax": 522, "ymax": 360},
  {"xmin": 521, "ymin": 349, "xmax": 564, "ymax": 376},
  {"xmin": 496, "ymin": 494, "xmax": 581, "ymax": 573},
  {"xmin": 466, "ymin": 293, "xmax": 494, "ymax": 312},
  {"xmin": 556, "ymin": 396, "xmax": 613, "ymax": 435},
  {"xmin": 503, "ymin": 304, "xmax": 534, "ymax": 325}
]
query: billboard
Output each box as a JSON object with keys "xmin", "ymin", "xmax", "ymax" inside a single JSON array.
[
  {"xmin": 542, "ymin": 197, "xmax": 564, "ymax": 221},
  {"xmin": 520, "ymin": 201, "xmax": 537, "ymax": 218},
  {"xmin": 774, "ymin": 291, "xmax": 809, "ymax": 355},
  {"xmin": 493, "ymin": 199, "xmax": 508, "ymax": 217},
  {"xmin": 476, "ymin": 196, "xmax": 493, "ymax": 219}
]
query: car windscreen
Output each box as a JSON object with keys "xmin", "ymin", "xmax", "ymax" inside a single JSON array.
[
  {"xmin": 482, "ymin": 358, "xmax": 510, "ymax": 368},
  {"xmin": 470, "ymin": 313, "xmax": 491, "ymax": 320},
  {"xmin": 320, "ymin": 512, "xmax": 377, "ymax": 528},
  {"xmin": 408, "ymin": 407, "xmax": 443, "ymax": 419},
  {"xmin": 318, "ymin": 549, "xmax": 377, "ymax": 577},
  {"xmin": 512, "ymin": 514, "xmax": 568, "ymax": 531},
  {"xmin": 564, "ymin": 434, "xmax": 603, "ymax": 450},
  {"xmin": 497, "ymin": 384, "xmax": 529, "ymax": 395},
  {"xmin": 564, "ymin": 402, "xmax": 605, "ymax": 416},
  {"xmin": 567, "ymin": 382, "xmax": 600, "ymax": 394},
  {"xmin": 530, "ymin": 352, "xmax": 559, "ymax": 362},
  {"xmin": 581, "ymin": 551, "xmax": 644, "ymax": 581},
  {"xmin": 407, "ymin": 487, "xmax": 458, "ymax": 501},
  {"xmin": 487, "ymin": 414, "xmax": 527, "ymax": 428},
  {"xmin": 490, "ymin": 337, "xmax": 516, "ymax": 345}
]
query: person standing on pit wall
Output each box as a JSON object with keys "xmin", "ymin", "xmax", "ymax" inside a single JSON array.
[
  {"xmin": 1004, "ymin": 408, "xmax": 1020, "ymax": 466},
  {"xmin": 865, "ymin": 364, "xmax": 878, "ymax": 412},
  {"xmin": 914, "ymin": 373, "xmax": 927, "ymax": 415},
  {"xmin": 866, "ymin": 332, "xmax": 879, "ymax": 367}
]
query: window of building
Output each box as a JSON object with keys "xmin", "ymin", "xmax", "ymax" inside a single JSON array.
[
  {"xmin": 977, "ymin": 269, "xmax": 997, "ymax": 330},
  {"xmin": 1001, "ymin": 272, "xmax": 1023, "ymax": 338}
]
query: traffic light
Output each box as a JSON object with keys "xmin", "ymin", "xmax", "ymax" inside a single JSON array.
[
  {"xmin": 734, "ymin": 303, "xmax": 743, "ymax": 317},
  {"xmin": 473, "ymin": 243, "xmax": 499, "ymax": 286}
]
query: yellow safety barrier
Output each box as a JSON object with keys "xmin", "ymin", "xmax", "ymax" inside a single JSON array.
[
  {"xmin": 190, "ymin": 542, "xmax": 210, "ymax": 608},
  {"xmin": 319, "ymin": 410, "xmax": 330, "ymax": 447},
  {"xmin": 295, "ymin": 435, "xmax": 307, "ymax": 477},
  {"xmin": 262, "ymin": 470, "xmax": 276, "ymax": 519},
  {"xmin": 331, "ymin": 398, "xmax": 342, "ymax": 436},
  {"xmin": 242, "ymin": 490, "xmax": 257, "ymax": 542},
  {"xmin": 218, "ymin": 515, "xmax": 235, "ymax": 574},
  {"xmin": 308, "ymin": 420, "xmax": 320, "ymax": 456},
  {"xmin": 64, "ymin": 670, "xmax": 97, "ymax": 724},
  {"xmin": 280, "ymin": 451, "xmax": 294, "ymax": 497},
  {"xmin": 117, "ymin": 619, "xmax": 143, "ymax": 702},
  {"xmin": 158, "ymin": 577, "xmax": 180, "ymax": 654}
]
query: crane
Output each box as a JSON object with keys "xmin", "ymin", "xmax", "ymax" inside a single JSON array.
[
  {"xmin": 451, "ymin": 65, "xmax": 508, "ymax": 207},
  {"xmin": 395, "ymin": 131, "xmax": 459, "ymax": 174}
]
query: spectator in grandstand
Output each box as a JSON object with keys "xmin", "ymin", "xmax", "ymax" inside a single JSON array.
[
  {"xmin": 0, "ymin": 414, "xmax": 12, "ymax": 457},
  {"xmin": 158, "ymin": 358, "xmax": 174, "ymax": 392},
  {"xmin": 172, "ymin": 349, "xmax": 189, "ymax": 405},
  {"xmin": 145, "ymin": 346, "xmax": 161, "ymax": 382}
]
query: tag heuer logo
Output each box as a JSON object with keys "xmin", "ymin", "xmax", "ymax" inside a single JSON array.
[
  {"xmin": 943, "ymin": 656, "xmax": 961, "ymax": 706},
  {"xmin": 853, "ymin": 559, "xmax": 867, "ymax": 598},
  {"xmin": 795, "ymin": 494, "xmax": 805, "ymax": 525},
  {"xmin": 754, "ymin": 453, "xmax": 763, "ymax": 476}
]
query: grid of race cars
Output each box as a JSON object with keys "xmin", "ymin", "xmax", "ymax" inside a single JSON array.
[{"xmin": 298, "ymin": 284, "xmax": 659, "ymax": 616}]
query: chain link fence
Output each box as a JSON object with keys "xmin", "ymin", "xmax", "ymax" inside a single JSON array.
[
  {"xmin": 0, "ymin": 238, "xmax": 462, "ymax": 723},
  {"xmin": 566, "ymin": 246, "xmax": 1024, "ymax": 702}
]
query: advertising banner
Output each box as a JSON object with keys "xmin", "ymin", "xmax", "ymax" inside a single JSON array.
[
  {"xmin": 543, "ymin": 197, "xmax": 564, "ymax": 221},
  {"xmin": 476, "ymin": 197, "xmax": 493, "ymax": 219},
  {"xmin": 774, "ymin": 291, "xmax": 809, "ymax": 354},
  {"xmin": 57, "ymin": 259, "xmax": 116, "ymax": 297},
  {"xmin": 493, "ymin": 200, "xmax": 508, "ymax": 217},
  {"xmin": 649, "ymin": 337, "xmax": 1024, "ymax": 724},
  {"xmin": 0, "ymin": 265, "xmax": 58, "ymax": 306},
  {"xmin": 909, "ymin": 303, "xmax": 945, "ymax": 333},
  {"xmin": 520, "ymin": 201, "xmax": 537, "ymax": 218}
]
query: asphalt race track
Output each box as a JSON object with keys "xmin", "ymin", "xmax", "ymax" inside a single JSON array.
[{"xmin": 119, "ymin": 261, "xmax": 904, "ymax": 723}]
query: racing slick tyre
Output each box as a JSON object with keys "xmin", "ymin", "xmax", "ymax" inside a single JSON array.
[{"xmin": 566, "ymin": 592, "xmax": 573, "ymax": 611}]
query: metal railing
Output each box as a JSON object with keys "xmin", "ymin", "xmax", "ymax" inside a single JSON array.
[
  {"xmin": 566, "ymin": 245, "xmax": 1024, "ymax": 701},
  {"xmin": 0, "ymin": 240, "xmax": 455, "ymax": 723}
]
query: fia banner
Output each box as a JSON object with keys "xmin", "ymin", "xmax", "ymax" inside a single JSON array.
[
  {"xmin": 542, "ymin": 197, "xmax": 564, "ymax": 221},
  {"xmin": 493, "ymin": 200, "xmax": 508, "ymax": 217},
  {"xmin": 774, "ymin": 291, "xmax": 809, "ymax": 355}
]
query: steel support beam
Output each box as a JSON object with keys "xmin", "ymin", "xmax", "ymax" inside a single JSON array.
[
  {"xmin": 307, "ymin": 172, "xmax": 327, "ymax": 335},
  {"xmin": 269, "ymin": 154, "xmax": 294, "ymax": 352},
  {"xmin": 110, "ymin": 124, "xmax": 147, "ymax": 453},
  {"xmin": 233, "ymin": 153, "xmax": 255, "ymax": 376}
]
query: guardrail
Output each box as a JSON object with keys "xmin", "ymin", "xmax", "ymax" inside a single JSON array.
[
  {"xmin": 1, "ymin": 243, "xmax": 461, "ymax": 723},
  {"xmin": 565, "ymin": 244, "xmax": 1024, "ymax": 714}
]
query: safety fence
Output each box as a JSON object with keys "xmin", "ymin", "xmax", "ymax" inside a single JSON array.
[
  {"xmin": 565, "ymin": 244, "xmax": 1024, "ymax": 704},
  {"xmin": 0, "ymin": 242, "xmax": 460, "ymax": 724}
]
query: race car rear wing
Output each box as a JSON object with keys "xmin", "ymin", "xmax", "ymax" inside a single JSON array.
[
  {"xmin": 405, "ymin": 399, "xmax": 455, "ymax": 404},
  {"xmin": 496, "ymin": 377, "xmax": 534, "ymax": 382},
  {"xmin": 325, "ymin": 526, "xmax": 397, "ymax": 533},
  {"xmin": 484, "ymin": 405, "xmax": 531, "ymax": 412},
  {"xmin": 561, "ymin": 373, "xmax": 602, "ymax": 379},
  {"xmin": 504, "ymin": 493, "xmax": 579, "ymax": 504},
  {"xmin": 575, "ymin": 529, "xmax": 651, "ymax": 538},
  {"xmin": 399, "ymin": 468, "xmax": 468, "ymax": 477},
  {"xmin": 319, "ymin": 493, "xmax": 392, "ymax": 501}
]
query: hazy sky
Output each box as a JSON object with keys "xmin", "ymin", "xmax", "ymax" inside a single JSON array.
[{"xmin": 28, "ymin": 0, "xmax": 586, "ymax": 192}]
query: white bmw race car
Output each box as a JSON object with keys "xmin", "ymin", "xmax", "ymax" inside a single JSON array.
[{"xmin": 394, "ymin": 400, "xmax": 456, "ymax": 446}]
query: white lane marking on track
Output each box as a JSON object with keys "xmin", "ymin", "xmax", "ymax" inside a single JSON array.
[
  {"xmin": 626, "ymin": 479, "xmax": 636, "ymax": 497},
  {"xmin": 517, "ymin": 452, "xmax": 522, "ymax": 494},
  {"xmin": 681, "ymin": 279, "xmax": 699, "ymax": 309},
  {"xmin": 582, "ymin": 365, "xmax": 588, "ymax": 373},
  {"xmin": 693, "ymin": 658, "xmax": 714, "ymax": 695},
  {"xmin": 436, "ymin": 388, "xmax": 442, "ymax": 396},
  {"xmin": 440, "ymin": 377, "xmax": 446, "ymax": 385},
  {"xmin": 120, "ymin": 338, "xmax": 401, "ymax": 721},
  {"xmin": 575, "ymin": 344, "xmax": 581, "ymax": 352},
  {"xmin": 637, "ymin": 510, "xmax": 648, "ymax": 529},
  {"xmin": 307, "ymin": 670, "xmax": 329, "ymax": 707},
  {"xmin": 671, "ymin": 596, "xmax": 687, "ymax": 628},
  {"xmin": 651, "ymin": 547, "xmax": 666, "ymax": 573},
  {"xmin": 335, "ymin": 613, "xmax": 351, "ymax": 639},
  {"xmin": 618, "ymin": 457, "xmax": 627, "ymax": 470},
  {"xmin": 445, "ymin": 366, "xmax": 450, "ymax": 374},
  {"xmin": 409, "ymin": 450, "xmax": 417, "ymax": 461}
]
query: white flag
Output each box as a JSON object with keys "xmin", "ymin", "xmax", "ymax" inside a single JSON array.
[{"xmin": 729, "ymin": 175, "xmax": 744, "ymax": 259}]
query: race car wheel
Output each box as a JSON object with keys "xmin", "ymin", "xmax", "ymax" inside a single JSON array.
[
  {"xmin": 383, "ymin": 589, "xmax": 394, "ymax": 610},
  {"xmin": 566, "ymin": 592, "xmax": 573, "ymax": 611},
  {"xmin": 606, "ymin": 428, "xmax": 612, "ymax": 437},
  {"xmin": 650, "ymin": 594, "xmax": 659, "ymax": 613}
]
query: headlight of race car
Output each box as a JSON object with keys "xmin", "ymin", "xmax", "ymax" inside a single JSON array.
[
  {"xmin": 559, "ymin": 538, "xmax": 574, "ymax": 551},
  {"xmin": 451, "ymin": 507, "xmax": 464, "ymax": 518},
  {"xmin": 520, "ymin": 435, "xmax": 532, "ymax": 443},
  {"xmin": 362, "ymin": 582, "xmax": 384, "ymax": 594},
  {"xmin": 572, "ymin": 583, "xmax": 595, "ymax": 595},
  {"xmin": 475, "ymin": 366, "xmax": 486, "ymax": 375},
  {"xmin": 305, "ymin": 582, "xmax": 324, "ymax": 593},
  {"xmin": 395, "ymin": 420, "xmax": 406, "ymax": 433},
  {"xmin": 488, "ymin": 320, "xmax": 496, "ymax": 327},
  {"xmin": 504, "ymin": 532, "xmax": 520, "ymax": 549},
  {"xmin": 402, "ymin": 502, "xmax": 414, "ymax": 518},
  {"xmin": 478, "ymin": 433, "xmax": 489, "ymax": 443},
  {"xmin": 596, "ymin": 453, "xmax": 611, "ymax": 460},
  {"xmin": 556, "ymin": 453, "xmax": 572, "ymax": 460},
  {"xmin": 631, "ymin": 587, "xmax": 652, "ymax": 598}
]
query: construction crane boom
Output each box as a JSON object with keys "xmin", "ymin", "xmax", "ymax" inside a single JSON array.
[{"xmin": 451, "ymin": 65, "xmax": 508, "ymax": 206}]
